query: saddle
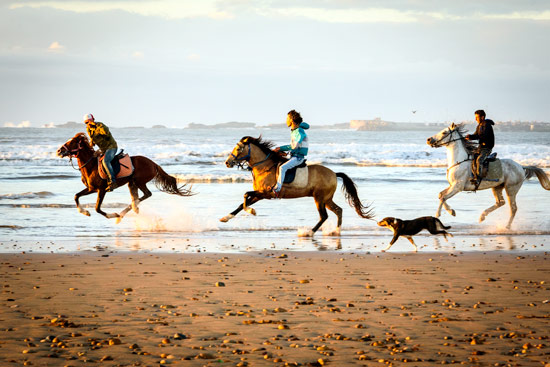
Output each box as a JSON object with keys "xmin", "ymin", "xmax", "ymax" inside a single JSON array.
[
  {"xmin": 279, "ymin": 160, "xmax": 309, "ymax": 188},
  {"xmin": 98, "ymin": 150, "xmax": 134, "ymax": 180},
  {"xmin": 472, "ymin": 152, "xmax": 502, "ymax": 182}
]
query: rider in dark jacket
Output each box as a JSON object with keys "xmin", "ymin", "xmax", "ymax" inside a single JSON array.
[{"xmin": 465, "ymin": 109, "xmax": 495, "ymax": 185}]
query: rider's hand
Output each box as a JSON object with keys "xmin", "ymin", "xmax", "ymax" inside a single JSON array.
[{"xmin": 274, "ymin": 147, "xmax": 281, "ymax": 152}]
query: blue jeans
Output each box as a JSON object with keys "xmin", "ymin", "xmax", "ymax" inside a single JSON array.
[
  {"xmin": 102, "ymin": 148, "xmax": 117, "ymax": 183},
  {"xmin": 274, "ymin": 156, "xmax": 305, "ymax": 192}
]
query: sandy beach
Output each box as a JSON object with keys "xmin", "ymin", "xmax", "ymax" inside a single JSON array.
[{"xmin": 1, "ymin": 251, "xmax": 549, "ymax": 366}]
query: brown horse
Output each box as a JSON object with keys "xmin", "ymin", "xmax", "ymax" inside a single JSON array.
[
  {"xmin": 221, "ymin": 136, "xmax": 375, "ymax": 235},
  {"xmin": 57, "ymin": 133, "xmax": 193, "ymax": 222}
]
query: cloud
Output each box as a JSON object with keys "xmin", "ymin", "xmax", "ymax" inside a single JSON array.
[
  {"xmin": 48, "ymin": 41, "xmax": 65, "ymax": 52},
  {"xmin": 4, "ymin": 121, "xmax": 32, "ymax": 128},
  {"xmin": 10, "ymin": 1, "xmax": 550, "ymax": 23},
  {"xmin": 484, "ymin": 10, "xmax": 550, "ymax": 20},
  {"xmin": 9, "ymin": 0, "xmax": 233, "ymax": 20}
]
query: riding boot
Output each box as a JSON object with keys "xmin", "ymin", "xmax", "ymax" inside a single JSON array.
[{"xmin": 106, "ymin": 180, "xmax": 117, "ymax": 192}]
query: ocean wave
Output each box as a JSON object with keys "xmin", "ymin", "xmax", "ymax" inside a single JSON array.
[
  {"xmin": 0, "ymin": 202, "xmax": 129, "ymax": 209},
  {"xmin": 3, "ymin": 174, "xmax": 77, "ymax": 180},
  {"xmin": 174, "ymin": 174, "xmax": 251, "ymax": 183},
  {"xmin": 0, "ymin": 191, "xmax": 56, "ymax": 200}
]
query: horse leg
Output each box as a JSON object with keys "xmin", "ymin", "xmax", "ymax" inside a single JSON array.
[
  {"xmin": 326, "ymin": 199, "xmax": 343, "ymax": 236},
  {"xmin": 95, "ymin": 190, "xmax": 119, "ymax": 219},
  {"xmin": 437, "ymin": 185, "xmax": 459, "ymax": 217},
  {"xmin": 311, "ymin": 199, "xmax": 328, "ymax": 234},
  {"xmin": 75, "ymin": 188, "xmax": 93, "ymax": 216},
  {"xmin": 115, "ymin": 183, "xmax": 140, "ymax": 224},
  {"xmin": 220, "ymin": 194, "xmax": 261, "ymax": 222},
  {"xmin": 504, "ymin": 183, "xmax": 521, "ymax": 229},
  {"xmin": 479, "ymin": 185, "xmax": 505, "ymax": 223}
]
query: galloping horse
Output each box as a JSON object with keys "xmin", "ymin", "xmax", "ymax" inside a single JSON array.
[
  {"xmin": 57, "ymin": 133, "xmax": 193, "ymax": 222},
  {"xmin": 221, "ymin": 136, "xmax": 374, "ymax": 234},
  {"xmin": 427, "ymin": 123, "xmax": 550, "ymax": 228}
]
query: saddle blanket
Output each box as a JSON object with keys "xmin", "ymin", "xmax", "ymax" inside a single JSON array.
[
  {"xmin": 282, "ymin": 164, "xmax": 309, "ymax": 189},
  {"xmin": 99, "ymin": 153, "xmax": 134, "ymax": 180},
  {"xmin": 472, "ymin": 158, "xmax": 503, "ymax": 182}
]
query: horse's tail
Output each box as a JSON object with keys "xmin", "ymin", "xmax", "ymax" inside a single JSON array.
[
  {"xmin": 153, "ymin": 164, "xmax": 195, "ymax": 196},
  {"xmin": 336, "ymin": 172, "xmax": 375, "ymax": 220},
  {"xmin": 523, "ymin": 166, "xmax": 550, "ymax": 190}
]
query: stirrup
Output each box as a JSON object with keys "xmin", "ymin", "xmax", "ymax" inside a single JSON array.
[{"xmin": 106, "ymin": 181, "xmax": 117, "ymax": 192}]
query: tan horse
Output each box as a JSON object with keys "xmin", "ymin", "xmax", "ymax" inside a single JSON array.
[{"xmin": 221, "ymin": 136, "xmax": 374, "ymax": 234}]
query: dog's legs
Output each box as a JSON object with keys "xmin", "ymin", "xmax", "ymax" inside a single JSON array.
[
  {"xmin": 479, "ymin": 185, "xmax": 505, "ymax": 223},
  {"xmin": 405, "ymin": 236, "xmax": 418, "ymax": 252},
  {"xmin": 382, "ymin": 233, "xmax": 400, "ymax": 252}
]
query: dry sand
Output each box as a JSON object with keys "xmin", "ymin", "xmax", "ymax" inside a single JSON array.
[{"xmin": 1, "ymin": 251, "xmax": 549, "ymax": 366}]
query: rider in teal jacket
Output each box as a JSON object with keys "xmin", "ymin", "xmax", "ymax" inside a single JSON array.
[{"xmin": 273, "ymin": 110, "xmax": 309, "ymax": 195}]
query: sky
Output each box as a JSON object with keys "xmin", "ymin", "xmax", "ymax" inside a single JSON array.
[{"xmin": 1, "ymin": 0, "xmax": 549, "ymax": 127}]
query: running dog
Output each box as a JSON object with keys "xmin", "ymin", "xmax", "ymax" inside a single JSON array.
[{"xmin": 377, "ymin": 216, "xmax": 452, "ymax": 252}]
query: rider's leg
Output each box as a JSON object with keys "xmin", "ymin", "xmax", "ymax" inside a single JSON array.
[
  {"xmin": 477, "ymin": 149, "xmax": 490, "ymax": 178},
  {"xmin": 274, "ymin": 156, "xmax": 304, "ymax": 192},
  {"xmin": 102, "ymin": 148, "xmax": 117, "ymax": 190}
]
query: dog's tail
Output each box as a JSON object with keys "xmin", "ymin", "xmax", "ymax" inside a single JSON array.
[{"xmin": 435, "ymin": 218, "xmax": 451, "ymax": 230}]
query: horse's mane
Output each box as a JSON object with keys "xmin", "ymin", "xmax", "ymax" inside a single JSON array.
[
  {"xmin": 73, "ymin": 132, "xmax": 95, "ymax": 153},
  {"xmin": 241, "ymin": 136, "xmax": 288, "ymax": 163},
  {"xmin": 452, "ymin": 123, "xmax": 478, "ymax": 154}
]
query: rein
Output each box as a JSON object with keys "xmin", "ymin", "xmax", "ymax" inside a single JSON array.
[
  {"xmin": 433, "ymin": 129, "xmax": 474, "ymax": 172},
  {"xmin": 447, "ymin": 158, "xmax": 471, "ymax": 172},
  {"xmin": 62, "ymin": 139, "xmax": 95, "ymax": 171}
]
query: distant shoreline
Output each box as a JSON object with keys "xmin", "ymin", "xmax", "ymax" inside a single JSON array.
[{"xmin": 3, "ymin": 120, "xmax": 550, "ymax": 131}]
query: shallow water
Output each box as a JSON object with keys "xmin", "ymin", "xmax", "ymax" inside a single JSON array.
[{"xmin": 1, "ymin": 126, "xmax": 549, "ymax": 253}]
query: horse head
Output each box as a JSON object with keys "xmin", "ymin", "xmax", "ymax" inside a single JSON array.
[
  {"xmin": 225, "ymin": 137, "xmax": 253, "ymax": 168},
  {"xmin": 57, "ymin": 133, "xmax": 91, "ymax": 158},
  {"xmin": 427, "ymin": 122, "xmax": 461, "ymax": 148},
  {"xmin": 225, "ymin": 136, "xmax": 286, "ymax": 168}
]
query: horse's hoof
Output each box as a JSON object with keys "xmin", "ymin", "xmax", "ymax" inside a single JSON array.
[
  {"xmin": 479, "ymin": 215, "xmax": 485, "ymax": 223},
  {"xmin": 84, "ymin": 211, "xmax": 91, "ymax": 217},
  {"xmin": 220, "ymin": 214, "xmax": 234, "ymax": 223},
  {"xmin": 115, "ymin": 217, "xmax": 122, "ymax": 224},
  {"xmin": 451, "ymin": 210, "xmax": 456, "ymax": 217},
  {"xmin": 245, "ymin": 208, "xmax": 256, "ymax": 216}
]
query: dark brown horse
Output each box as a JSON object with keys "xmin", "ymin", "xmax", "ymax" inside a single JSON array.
[
  {"xmin": 57, "ymin": 133, "xmax": 193, "ymax": 222},
  {"xmin": 221, "ymin": 136, "xmax": 375, "ymax": 235}
]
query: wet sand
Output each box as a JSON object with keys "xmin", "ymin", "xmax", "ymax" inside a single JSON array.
[{"xmin": 1, "ymin": 251, "xmax": 549, "ymax": 366}]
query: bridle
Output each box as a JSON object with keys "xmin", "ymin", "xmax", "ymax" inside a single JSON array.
[
  {"xmin": 431, "ymin": 128, "xmax": 474, "ymax": 172},
  {"xmin": 230, "ymin": 141, "xmax": 273, "ymax": 171},
  {"xmin": 430, "ymin": 128, "xmax": 463, "ymax": 148},
  {"xmin": 60, "ymin": 137, "xmax": 95, "ymax": 171}
]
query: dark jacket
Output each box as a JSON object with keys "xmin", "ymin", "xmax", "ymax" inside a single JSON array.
[{"xmin": 467, "ymin": 119, "xmax": 495, "ymax": 150}]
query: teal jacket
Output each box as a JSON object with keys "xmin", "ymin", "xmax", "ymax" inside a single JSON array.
[{"xmin": 279, "ymin": 122, "xmax": 309, "ymax": 158}]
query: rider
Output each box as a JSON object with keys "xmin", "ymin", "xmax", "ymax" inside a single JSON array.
[
  {"xmin": 465, "ymin": 109, "xmax": 495, "ymax": 185},
  {"xmin": 83, "ymin": 114, "xmax": 118, "ymax": 192},
  {"xmin": 272, "ymin": 110, "xmax": 310, "ymax": 196}
]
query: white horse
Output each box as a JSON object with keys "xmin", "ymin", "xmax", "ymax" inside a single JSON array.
[{"xmin": 427, "ymin": 123, "xmax": 550, "ymax": 229}]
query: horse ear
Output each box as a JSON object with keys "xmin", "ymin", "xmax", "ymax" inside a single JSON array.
[
  {"xmin": 242, "ymin": 137, "xmax": 249, "ymax": 143},
  {"xmin": 450, "ymin": 122, "xmax": 456, "ymax": 129}
]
